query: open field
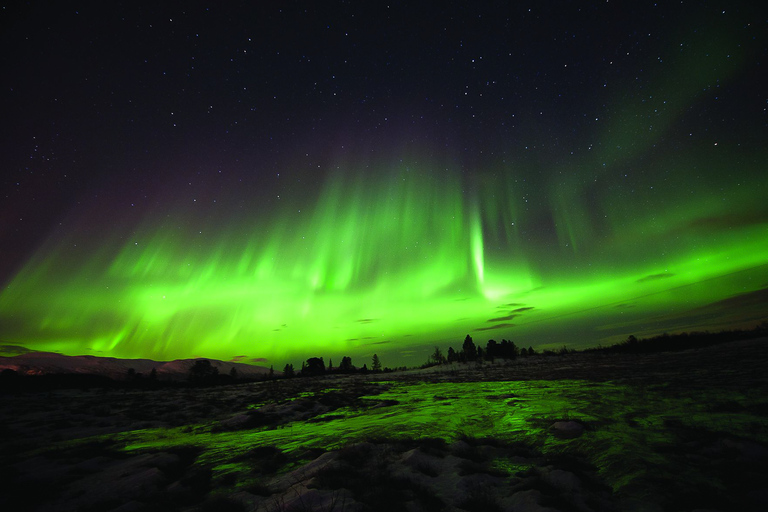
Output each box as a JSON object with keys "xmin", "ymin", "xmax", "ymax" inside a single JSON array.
[{"xmin": 2, "ymin": 338, "xmax": 768, "ymax": 512}]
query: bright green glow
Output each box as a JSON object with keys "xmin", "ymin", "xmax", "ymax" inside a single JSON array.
[
  {"xmin": 2, "ymin": 25, "xmax": 768, "ymax": 364},
  {"xmin": 1, "ymin": 5, "xmax": 766, "ymax": 365},
  {"xmin": 116, "ymin": 380, "xmax": 618, "ymax": 455},
  {"xmin": 0, "ymin": 154, "xmax": 767, "ymax": 364},
  {"xmin": 110, "ymin": 380, "xmax": 768, "ymax": 497},
  {"xmin": 469, "ymin": 200, "xmax": 485, "ymax": 291}
]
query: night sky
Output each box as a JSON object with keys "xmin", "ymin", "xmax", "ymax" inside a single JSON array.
[{"xmin": 2, "ymin": 1, "xmax": 767, "ymax": 367}]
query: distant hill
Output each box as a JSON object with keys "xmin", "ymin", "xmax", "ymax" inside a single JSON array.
[{"xmin": 0, "ymin": 351, "xmax": 271, "ymax": 381}]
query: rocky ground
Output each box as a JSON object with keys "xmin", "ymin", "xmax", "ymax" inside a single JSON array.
[{"xmin": 1, "ymin": 339, "xmax": 767, "ymax": 512}]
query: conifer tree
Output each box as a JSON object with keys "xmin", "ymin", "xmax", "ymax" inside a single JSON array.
[
  {"xmin": 431, "ymin": 346, "xmax": 445, "ymax": 365},
  {"xmin": 339, "ymin": 356, "xmax": 353, "ymax": 373},
  {"xmin": 462, "ymin": 334, "xmax": 477, "ymax": 361}
]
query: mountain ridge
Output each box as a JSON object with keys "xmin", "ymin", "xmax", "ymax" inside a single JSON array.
[{"xmin": 0, "ymin": 350, "xmax": 272, "ymax": 381}]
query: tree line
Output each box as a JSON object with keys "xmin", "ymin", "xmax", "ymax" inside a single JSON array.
[
  {"xmin": 585, "ymin": 323, "xmax": 768, "ymax": 354},
  {"xmin": 192, "ymin": 323, "xmax": 768, "ymax": 384},
  {"xmin": 280, "ymin": 353, "xmax": 390, "ymax": 378},
  {"xmin": 5, "ymin": 324, "xmax": 765, "ymax": 391},
  {"xmin": 425, "ymin": 335, "xmax": 537, "ymax": 367}
]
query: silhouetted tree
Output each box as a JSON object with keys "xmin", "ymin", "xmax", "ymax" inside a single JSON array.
[
  {"xmin": 328, "ymin": 358, "xmax": 333, "ymax": 371},
  {"xmin": 283, "ymin": 363, "xmax": 295, "ymax": 378},
  {"xmin": 229, "ymin": 367, "xmax": 238, "ymax": 379},
  {"xmin": 149, "ymin": 367, "xmax": 158, "ymax": 380},
  {"xmin": 485, "ymin": 339, "xmax": 498, "ymax": 361},
  {"xmin": 527, "ymin": 346, "xmax": 535, "ymax": 356},
  {"xmin": 447, "ymin": 346, "xmax": 458, "ymax": 363},
  {"xmin": 338, "ymin": 356, "xmax": 354, "ymax": 373},
  {"xmin": 462, "ymin": 335, "xmax": 477, "ymax": 361},
  {"xmin": 269, "ymin": 365, "xmax": 275, "ymax": 379},
  {"xmin": 189, "ymin": 359, "xmax": 219, "ymax": 385},
  {"xmin": 430, "ymin": 346, "xmax": 446, "ymax": 365},
  {"xmin": 371, "ymin": 354, "xmax": 382, "ymax": 372},
  {"xmin": 304, "ymin": 357, "xmax": 325, "ymax": 376},
  {"xmin": 498, "ymin": 339, "xmax": 518, "ymax": 359}
]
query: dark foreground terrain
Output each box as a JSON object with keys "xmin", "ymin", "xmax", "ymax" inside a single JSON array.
[{"xmin": 2, "ymin": 338, "xmax": 767, "ymax": 512}]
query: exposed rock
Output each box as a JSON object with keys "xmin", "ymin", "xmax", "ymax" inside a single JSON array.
[
  {"xmin": 56, "ymin": 464, "xmax": 167, "ymax": 511},
  {"xmin": 108, "ymin": 501, "xmax": 147, "ymax": 512},
  {"xmin": 501, "ymin": 489, "xmax": 563, "ymax": 512},
  {"xmin": 540, "ymin": 468, "xmax": 582, "ymax": 493},
  {"xmin": 271, "ymin": 487, "xmax": 359, "ymax": 512},
  {"xmin": 400, "ymin": 447, "xmax": 444, "ymax": 475},
  {"xmin": 550, "ymin": 420, "xmax": 584, "ymax": 439},
  {"xmin": 270, "ymin": 451, "xmax": 339, "ymax": 492}
]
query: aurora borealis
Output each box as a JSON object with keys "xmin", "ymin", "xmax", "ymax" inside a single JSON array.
[{"xmin": 1, "ymin": 2, "xmax": 767, "ymax": 366}]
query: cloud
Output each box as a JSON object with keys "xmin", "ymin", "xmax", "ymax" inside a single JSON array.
[
  {"xmin": 488, "ymin": 307, "xmax": 534, "ymax": 322},
  {"xmin": 487, "ymin": 314, "xmax": 517, "ymax": 322},
  {"xmin": 250, "ymin": 357, "xmax": 269, "ymax": 363},
  {"xmin": 598, "ymin": 287, "xmax": 768, "ymax": 335},
  {"xmin": 693, "ymin": 287, "xmax": 768, "ymax": 313},
  {"xmin": 356, "ymin": 318, "xmax": 377, "ymax": 324},
  {"xmin": 637, "ymin": 272, "xmax": 675, "ymax": 283},
  {"xmin": 229, "ymin": 355, "xmax": 248, "ymax": 362},
  {"xmin": 476, "ymin": 323, "xmax": 515, "ymax": 331}
]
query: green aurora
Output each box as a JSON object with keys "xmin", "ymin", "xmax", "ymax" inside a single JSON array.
[
  {"xmin": 1, "ymin": 144, "xmax": 766, "ymax": 366},
  {"xmin": 2, "ymin": 5, "xmax": 767, "ymax": 366}
]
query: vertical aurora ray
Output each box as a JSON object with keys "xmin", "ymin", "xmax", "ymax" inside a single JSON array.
[{"xmin": 469, "ymin": 198, "xmax": 485, "ymax": 290}]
